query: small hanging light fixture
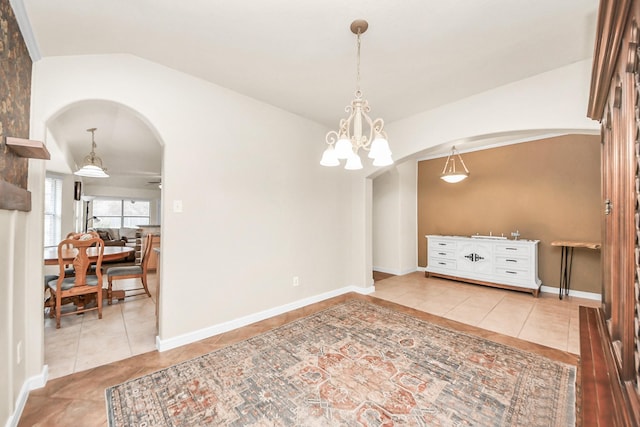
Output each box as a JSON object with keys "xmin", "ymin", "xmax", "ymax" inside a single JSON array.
[
  {"xmin": 440, "ymin": 146, "xmax": 469, "ymax": 183},
  {"xmin": 74, "ymin": 127, "xmax": 109, "ymax": 178},
  {"xmin": 321, "ymin": 19, "xmax": 392, "ymax": 170}
]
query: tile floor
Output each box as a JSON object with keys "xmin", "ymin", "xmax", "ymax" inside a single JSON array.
[
  {"xmin": 372, "ymin": 272, "xmax": 601, "ymax": 354},
  {"xmin": 43, "ymin": 270, "xmax": 599, "ymax": 381},
  {"xmin": 27, "ymin": 273, "xmax": 598, "ymax": 426},
  {"xmin": 44, "ymin": 272, "xmax": 159, "ymax": 379}
]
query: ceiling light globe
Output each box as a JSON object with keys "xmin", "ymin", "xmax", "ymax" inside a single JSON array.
[
  {"xmin": 320, "ymin": 146, "xmax": 340, "ymax": 167},
  {"xmin": 368, "ymin": 135, "xmax": 391, "ymax": 159},
  {"xmin": 75, "ymin": 164, "xmax": 110, "ymax": 178},
  {"xmin": 345, "ymin": 153, "xmax": 363, "ymax": 170},
  {"xmin": 440, "ymin": 173, "xmax": 468, "ymax": 183},
  {"xmin": 334, "ymin": 137, "xmax": 353, "ymax": 160}
]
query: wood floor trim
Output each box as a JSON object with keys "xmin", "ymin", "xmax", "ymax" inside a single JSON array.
[{"xmin": 579, "ymin": 306, "xmax": 638, "ymax": 426}]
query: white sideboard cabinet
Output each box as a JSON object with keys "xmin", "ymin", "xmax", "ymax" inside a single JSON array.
[{"xmin": 425, "ymin": 235, "xmax": 542, "ymax": 297}]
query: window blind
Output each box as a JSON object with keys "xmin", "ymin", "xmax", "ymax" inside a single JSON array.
[{"xmin": 44, "ymin": 176, "xmax": 63, "ymax": 247}]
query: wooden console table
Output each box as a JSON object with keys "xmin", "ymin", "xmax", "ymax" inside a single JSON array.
[{"xmin": 550, "ymin": 240, "xmax": 600, "ymax": 300}]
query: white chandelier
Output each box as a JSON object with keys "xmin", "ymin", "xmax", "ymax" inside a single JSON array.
[
  {"xmin": 74, "ymin": 127, "xmax": 109, "ymax": 178},
  {"xmin": 321, "ymin": 19, "xmax": 393, "ymax": 170}
]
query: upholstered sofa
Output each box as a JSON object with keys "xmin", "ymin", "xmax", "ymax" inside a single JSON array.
[{"xmin": 91, "ymin": 227, "xmax": 141, "ymax": 262}]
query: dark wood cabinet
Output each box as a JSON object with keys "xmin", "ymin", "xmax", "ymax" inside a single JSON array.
[{"xmin": 587, "ymin": 1, "xmax": 640, "ymax": 424}]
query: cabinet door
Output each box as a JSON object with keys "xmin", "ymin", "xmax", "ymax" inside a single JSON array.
[{"xmin": 456, "ymin": 242, "xmax": 492, "ymax": 274}]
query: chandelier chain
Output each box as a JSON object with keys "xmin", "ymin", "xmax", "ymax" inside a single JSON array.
[{"xmin": 356, "ymin": 30, "xmax": 362, "ymax": 95}]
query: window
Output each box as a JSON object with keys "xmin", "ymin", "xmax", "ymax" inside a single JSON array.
[
  {"xmin": 92, "ymin": 199, "xmax": 150, "ymax": 228},
  {"xmin": 44, "ymin": 176, "xmax": 63, "ymax": 247}
]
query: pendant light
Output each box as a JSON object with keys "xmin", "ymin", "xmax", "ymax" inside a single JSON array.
[
  {"xmin": 74, "ymin": 127, "xmax": 109, "ymax": 178},
  {"xmin": 440, "ymin": 146, "xmax": 469, "ymax": 183}
]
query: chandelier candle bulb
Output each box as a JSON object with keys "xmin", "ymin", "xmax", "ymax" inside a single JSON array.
[
  {"xmin": 320, "ymin": 146, "xmax": 340, "ymax": 166},
  {"xmin": 321, "ymin": 19, "xmax": 393, "ymax": 170},
  {"xmin": 345, "ymin": 152, "xmax": 363, "ymax": 170},
  {"xmin": 334, "ymin": 137, "xmax": 353, "ymax": 159}
]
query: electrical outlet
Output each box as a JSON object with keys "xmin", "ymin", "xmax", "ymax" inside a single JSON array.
[
  {"xmin": 292, "ymin": 276, "xmax": 299, "ymax": 287},
  {"xmin": 17, "ymin": 341, "xmax": 22, "ymax": 364}
]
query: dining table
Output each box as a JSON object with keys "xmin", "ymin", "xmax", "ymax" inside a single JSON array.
[
  {"xmin": 44, "ymin": 245, "xmax": 135, "ymax": 302},
  {"xmin": 43, "ymin": 245, "xmax": 134, "ymax": 266}
]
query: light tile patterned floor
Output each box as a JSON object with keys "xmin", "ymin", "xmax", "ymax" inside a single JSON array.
[
  {"xmin": 28, "ymin": 276, "xmax": 596, "ymax": 426},
  {"xmin": 372, "ymin": 272, "xmax": 600, "ymax": 354},
  {"xmin": 44, "ymin": 270, "xmax": 600, "ymax": 379},
  {"xmin": 44, "ymin": 273, "xmax": 158, "ymax": 379}
]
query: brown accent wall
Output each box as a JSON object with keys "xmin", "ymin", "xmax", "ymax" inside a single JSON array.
[
  {"xmin": 418, "ymin": 134, "xmax": 601, "ymax": 294},
  {"xmin": 0, "ymin": 0, "xmax": 32, "ymax": 189}
]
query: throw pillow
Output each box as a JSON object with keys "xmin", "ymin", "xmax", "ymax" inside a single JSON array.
[{"xmin": 97, "ymin": 230, "xmax": 112, "ymax": 241}]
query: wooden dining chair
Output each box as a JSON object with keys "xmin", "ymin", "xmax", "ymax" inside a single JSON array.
[
  {"xmin": 106, "ymin": 233, "xmax": 153, "ymax": 305},
  {"xmin": 62, "ymin": 231, "xmax": 102, "ymax": 277},
  {"xmin": 66, "ymin": 231, "xmax": 100, "ymax": 240},
  {"xmin": 47, "ymin": 235, "xmax": 105, "ymax": 328}
]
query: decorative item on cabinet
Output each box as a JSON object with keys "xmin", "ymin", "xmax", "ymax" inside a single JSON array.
[{"xmin": 425, "ymin": 235, "xmax": 541, "ymax": 297}]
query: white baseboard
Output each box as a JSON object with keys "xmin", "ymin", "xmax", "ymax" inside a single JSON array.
[
  {"xmin": 540, "ymin": 285, "xmax": 601, "ymax": 301},
  {"xmin": 373, "ymin": 266, "xmax": 419, "ymax": 276},
  {"xmin": 156, "ymin": 285, "xmax": 375, "ymax": 352},
  {"xmin": 6, "ymin": 365, "xmax": 48, "ymax": 427}
]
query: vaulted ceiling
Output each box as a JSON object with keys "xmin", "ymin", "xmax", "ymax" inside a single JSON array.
[{"xmin": 18, "ymin": 0, "xmax": 599, "ymax": 187}]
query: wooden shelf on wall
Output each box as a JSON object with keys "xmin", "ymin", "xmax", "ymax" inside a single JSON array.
[
  {"xmin": 0, "ymin": 136, "xmax": 50, "ymax": 212},
  {"xmin": 6, "ymin": 137, "xmax": 50, "ymax": 160}
]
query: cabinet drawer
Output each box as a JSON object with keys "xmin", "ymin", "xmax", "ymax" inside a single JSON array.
[
  {"xmin": 495, "ymin": 244, "xmax": 530, "ymax": 256},
  {"xmin": 495, "ymin": 255, "xmax": 529, "ymax": 269},
  {"xmin": 429, "ymin": 240, "xmax": 457, "ymax": 250},
  {"xmin": 430, "ymin": 249, "xmax": 455, "ymax": 259},
  {"xmin": 429, "ymin": 258, "xmax": 456, "ymax": 269},
  {"xmin": 495, "ymin": 267, "xmax": 528, "ymax": 278}
]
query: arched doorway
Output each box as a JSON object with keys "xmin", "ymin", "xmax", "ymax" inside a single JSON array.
[{"xmin": 42, "ymin": 99, "xmax": 163, "ymax": 379}]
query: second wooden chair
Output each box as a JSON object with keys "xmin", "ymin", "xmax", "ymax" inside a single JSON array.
[{"xmin": 106, "ymin": 233, "xmax": 154, "ymax": 304}]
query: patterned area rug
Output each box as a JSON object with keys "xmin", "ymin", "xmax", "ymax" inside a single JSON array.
[{"xmin": 106, "ymin": 300, "xmax": 575, "ymax": 426}]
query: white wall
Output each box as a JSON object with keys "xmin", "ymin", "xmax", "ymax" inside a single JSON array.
[
  {"xmin": 28, "ymin": 54, "xmax": 354, "ymax": 356},
  {"xmin": 1, "ymin": 155, "xmax": 48, "ymax": 426},
  {"xmin": 397, "ymin": 161, "xmax": 417, "ymax": 273},
  {"xmin": 368, "ymin": 59, "xmax": 599, "ymax": 279},
  {"xmin": 372, "ymin": 162, "xmax": 417, "ymax": 275},
  {"xmin": 373, "ymin": 169, "xmax": 399, "ymax": 273}
]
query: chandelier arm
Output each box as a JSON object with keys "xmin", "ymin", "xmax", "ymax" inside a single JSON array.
[
  {"xmin": 341, "ymin": 110, "xmax": 356, "ymax": 139},
  {"xmin": 456, "ymin": 152, "xmax": 470, "ymax": 173},
  {"xmin": 325, "ymin": 130, "xmax": 340, "ymax": 145},
  {"xmin": 359, "ymin": 110, "xmax": 376, "ymax": 150},
  {"xmin": 441, "ymin": 153, "xmax": 453, "ymax": 174},
  {"xmin": 372, "ymin": 118, "xmax": 385, "ymax": 134}
]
